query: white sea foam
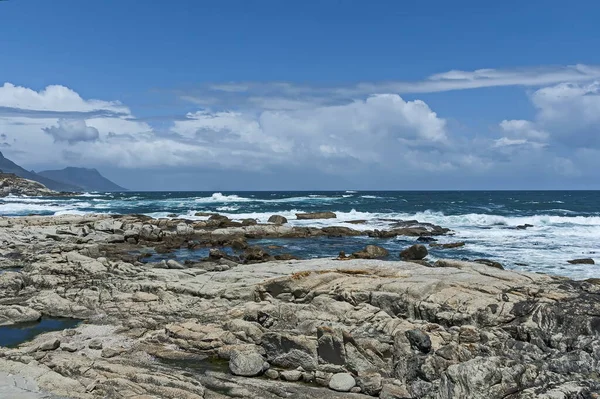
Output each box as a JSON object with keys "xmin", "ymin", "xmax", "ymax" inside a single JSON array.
[
  {"xmin": 216, "ymin": 206, "xmax": 240, "ymax": 211},
  {"xmin": 360, "ymin": 195, "xmax": 380, "ymax": 199},
  {"xmin": 79, "ymin": 192, "xmax": 104, "ymax": 197}
]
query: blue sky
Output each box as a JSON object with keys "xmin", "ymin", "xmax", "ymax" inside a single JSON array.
[{"xmin": 1, "ymin": 0, "xmax": 600, "ymax": 190}]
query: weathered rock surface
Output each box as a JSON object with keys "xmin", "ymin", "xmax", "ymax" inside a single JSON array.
[
  {"xmin": 268, "ymin": 215, "xmax": 288, "ymax": 224},
  {"xmin": 568, "ymin": 258, "xmax": 595, "ymax": 265},
  {"xmin": 352, "ymin": 245, "xmax": 389, "ymax": 259},
  {"xmin": 0, "ymin": 214, "xmax": 598, "ymax": 399}
]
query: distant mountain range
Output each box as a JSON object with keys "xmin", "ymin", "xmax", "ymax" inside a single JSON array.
[{"xmin": 0, "ymin": 152, "xmax": 126, "ymax": 192}]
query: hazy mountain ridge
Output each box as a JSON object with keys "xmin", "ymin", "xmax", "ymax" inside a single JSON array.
[
  {"xmin": 38, "ymin": 167, "xmax": 126, "ymax": 192},
  {"xmin": 0, "ymin": 152, "xmax": 126, "ymax": 192}
]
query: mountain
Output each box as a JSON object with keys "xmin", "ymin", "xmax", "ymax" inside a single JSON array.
[
  {"xmin": 0, "ymin": 152, "xmax": 81, "ymax": 192},
  {"xmin": 38, "ymin": 167, "xmax": 126, "ymax": 192}
]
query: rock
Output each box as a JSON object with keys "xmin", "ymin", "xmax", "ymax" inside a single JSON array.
[
  {"xmin": 473, "ymin": 259, "xmax": 504, "ymax": 269},
  {"xmin": 209, "ymin": 248, "xmax": 228, "ymax": 260},
  {"xmin": 228, "ymin": 350, "xmax": 265, "ymax": 377},
  {"xmin": 296, "ymin": 212, "xmax": 337, "ymax": 220},
  {"xmin": 430, "ymin": 241, "xmax": 466, "ymax": 249},
  {"xmin": 356, "ymin": 373, "xmax": 383, "ymax": 396},
  {"xmin": 106, "ymin": 234, "xmax": 125, "ymax": 243},
  {"xmin": 38, "ymin": 339, "xmax": 61, "ymax": 351},
  {"xmin": 230, "ymin": 237, "xmax": 249, "ymax": 250},
  {"xmin": 400, "ymin": 244, "xmax": 428, "ymax": 260},
  {"xmin": 242, "ymin": 246, "xmax": 271, "ymax": 263},
  {"xmin": 262, "ymin": 332, "xmax": 318, "ymax": 371},
  {"xmin": 166, "ymin": 259, "xmax": 186, "ymax": 269},
  {"xmin": 268, "ymin": 215, "xmax": 288, "ymax": 224},
  {"xmin": 567, "ymin": 258, "xmax": 595, "ymax": 265},
  {"xmin": 60, "ymin": 342, "xmax": 78, "ymax": 352},
  {"xmin": 405, "ymin": 329, "xmax": 431, "ymax": 353},
  {"xmin": 321, "ymin": 227, "xmax": 362, "ymax": 237},
  {"xmin": 176, "ymin": 223, "xmax": 194, "ymax": 235},
  {"xmin": 317, "ymin": 326, "xmax": 346, "ymax": 365},
  {"xmin": 416, "ymin": 236, "xmax": 437, "ymax": 243},
  {"xmin": 241, "ymin": 218, "xmax": 257, "ymax": 226},
  {"xmin": 280, "ymin": 370, "xmax": 303, "ymax": 381},
  {"xmin": 379, "ymin": 383, "xmax": 411, "ymax": 399},
  {"xmin": 101, "ymin": 347, "xmax": 125, "ymax": 358},
  {"xmin": 88, "ymin": 339, "xmax": 103, "ymax": 350},
  {"xmin": 516, "ymin": 223, "xmax": 534, "ymax": 230},
  {"xmin": 264, "ymin": 369, "xmax": 279, "ymax": 379},
  {"xmin": 352, "ymin": 245, "xmax": 389, "ymax": 259},
  {"xmin": 328, "ymin": 373, "xmax": 356, "ymax": 392}
]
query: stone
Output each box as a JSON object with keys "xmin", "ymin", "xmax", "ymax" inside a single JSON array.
[
  {"xmin": 88, "ymin": 339, "xmax": 103, "ymax": 350},
  {"xmin": 380, "ymin": 383, "xmax": 411, "ymax": 399},
  {"xmin": 317, "ymin": 326, "xmax": 346, "ymax": 365},
  {"xmin": 328, "ymin": 373, "xmax": 356, "ymax": 392},
  {"xmin": 166, "ymin": 259, "xmax": 185, "ymax": 269},
  {"xmin": 38, "ymin": 339, "xmax": 61, "ymax": 351},
  {"xmin": 295, "ymin": 212, "xmax": 337, "ymax": 220},
  {"xmin": 567, "ymin": 258, "xmax": 595, "ymax": 265},
  {"xmin": 405, "ymin": 329, "xmax": 432, "ymax": 353},
  {"xmin": 106, "ymin": 234, "xmax": 125, "ymax": 243},
  {"xmin": 356, "ymin": 372, "xmax": 383, "ymax": 396},
  {"xmin": 352, "ymin": 245, "xmax": 389, "ymax": 259},
  {"xmin": 473, "ymin": 259, "xmax": 504, "ymax": 269},
  {"xmin": 228, "ymin": 350, "xmax": 265, "ymax": 377},
  {"xmin": 280, "ymin": 370, "xmax": 303, "ymax": 381},
  {"xmin": 268, "ymin": 215, "xmax": 288, "ymax": 224},
  {"xmin": 430, "ymin": 241, "xmax": 466, "ymax": 249},
  {"xmin": 264, "ymin": 369, "xmax": 279, "ymax": 379},
  {"xmin": 60, "ymin": 342, "xmax": 78, "ymax": 352},
  {"xmin": 400, "ymin": 244, "xmax": 428, "ymax": 260}
]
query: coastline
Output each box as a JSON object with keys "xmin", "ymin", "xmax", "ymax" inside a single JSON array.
[{"xmin": 0, "ymin": 213, "xmax": 598, "ymax": 398}]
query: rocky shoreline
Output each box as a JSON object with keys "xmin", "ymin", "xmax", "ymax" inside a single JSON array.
[{"xmin": 0, "ymin": 213, "xmax": 599, "ymax": 398}]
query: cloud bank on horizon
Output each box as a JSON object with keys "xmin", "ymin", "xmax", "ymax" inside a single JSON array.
[{"xmin": 1, "ymin": 64, "xmax": 600, "ymax": 189}]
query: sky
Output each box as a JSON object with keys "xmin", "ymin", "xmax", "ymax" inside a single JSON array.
[{"xmin": 1, "ymin": 0, "xmax": 600, "ymax": 190}]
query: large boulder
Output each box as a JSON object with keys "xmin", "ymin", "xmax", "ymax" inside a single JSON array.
[
  {"xmin": 296, "ymin": 212, "xmax": 337, "ymax": 220},
  {"xmin": 352, "ymin": 245, "xmax": 389, "ymax": 259},
  {"xmin": 228, "ymin": 350, "xmax": 265, "ymax": 377},
  {"xmin": 400, "ymin": 244, "xmax": 428, "ymax": 260},
  {"xmin": 268, "ymin": 215, "xmax": 288, "ymax": 224},
  {"xmin": 317, "ymin": 326, "xmax": 346, "ymax": 365}
]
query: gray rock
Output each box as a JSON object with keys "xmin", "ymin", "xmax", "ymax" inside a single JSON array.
[
  {"xmin": 88, "ymin": 339, "xmax": 103, "ymax": 350},
  {"xmin": 280, "ymin": 370, "xmax": 303, "ymax": 381},
  {"xmin": 328, "ymin": 373, "xmax": 356, "ymax": 392},
  {"xmin": 400, "ymin": 244, "xmax": 428, "ymax": 260},
  {"xmin": 405, "ymin": 329, "xmax": 432, "ymax": 353},
  {"xmin": 264, "ymin": 369, "xmax": 279, "ymax": 379},
  {"xmin": 357, "ymin": 372, "xmax": 383, "ymax": 396},
  {"xmin": 317, "ymin": 326, "xmax": 346, "ymax": 365},
  {"xmin": 352, "ymin": 245, "xmax": 389, "ymax": 259},
  {"xmin": 166, "ymin": 259, "xmax": 185, "ymax": 269},
  {"xmin": 229, "ymin": 350, "xmax": 265, "ymax": 377},
  {"xmin": 106, "ymin": 234, "xmax": 125, "ymax": 243},
  {"xmin": 268, "ymin": 215, "xmax": 288, "ymax": 224},
  {"xmin": 296, "ymin": 212, "xmax": 336, "ymax": 220},
  {"xmin": 380, "ymin": 383, "xmax": 411, "ymax": 399},
  {"xmin": 567, "ymin": 258, "xmax": 595, "ymax": 265},
  {"xmin": 38, "ymin": 339, "xmax": 60, "ymax": 351}
]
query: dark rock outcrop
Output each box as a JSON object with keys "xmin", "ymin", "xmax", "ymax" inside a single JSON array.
[
  {"xmin": 296, "ymin": 212, "xmax": 337, "ymax": 220},
  {"xmin": 400, "ymin": 244, "xmax": 428, "ymax": 260}
]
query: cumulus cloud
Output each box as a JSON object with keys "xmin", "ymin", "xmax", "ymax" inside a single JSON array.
[{"xmin": 43, "ymin": 119, "xmax": 100, "ymax": 144}]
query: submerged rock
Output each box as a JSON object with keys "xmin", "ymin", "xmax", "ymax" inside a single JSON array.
[{"xmin": 430, "ymin": 241, "xmax": 466, "ymax": 249}]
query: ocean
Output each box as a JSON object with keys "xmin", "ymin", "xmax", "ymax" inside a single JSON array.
[{"xmin": 1, "ymin": 190, "xmax": 599, "ymax": 280}]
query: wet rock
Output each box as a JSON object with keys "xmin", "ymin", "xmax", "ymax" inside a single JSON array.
[
  {"xmin": 416, "ymin": 236, "xmax": 437, "ymax": 243},
  {"xmin": 321, "ymin": 226, "xmax": 362, "ymax": 237},
  {"xmin": 209, "ymin": 248, "xmax": 228, "ymax": 260},
  {"xmin": 473, "ymin": 259, "xmax": 504, "ymax": 269},
  {"xmin": 229, "ymin": 237, "xmax": 249, "ymax": 250},
  {"xmin": 567, "ymin": 258, "xmax": 595, "ymax": 265},
  {"xmin": 400, "ymin": 244, "xmax": 428, "ymax": 260},
  {"xmin": 268, "ymin": 215, "xmax": 288, "ymax": 224},
  {"xmin": 228, "ymin": 350, "xmax": 265, "ymax": 377},
  {"xmin": 241, "ymin": 218, "xmax": 257, "ymax": 226},
  {"xmin": 352, "ymin": 245, "xmax": 389, "ymax": 259},
  {"xmin": 405, "ymin": 329, "xmax": 431, "ymax": 353},
  {"xmin": 516, "ymin": 223, "xmax": 534, "ymax": 230},
  {"xmin": 296, "ymin": 212, "xmax": 337, "ymax": 220},
  {"xmin": 328, "ymin": 373, "xmax": 356, "ymax": 392},
  {"xmin": 242, "ymin": 246, "xmax": 272, "ymax": 263},
  {"xmin": 430, "ymin": 241, "xmax": 465, "ymax": 249}
]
